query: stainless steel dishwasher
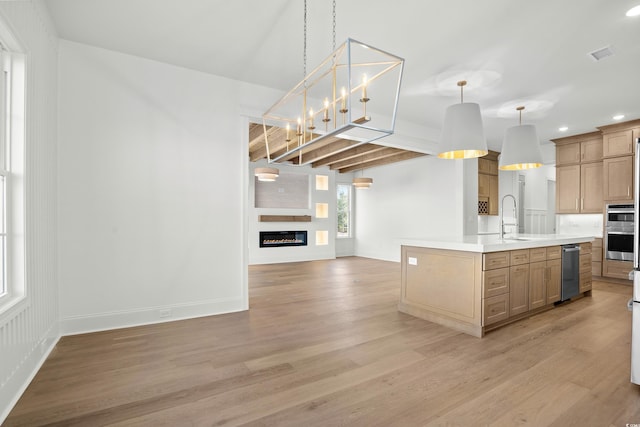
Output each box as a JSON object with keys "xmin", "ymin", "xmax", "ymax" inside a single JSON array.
[{"xmin": 561, "ymin": 244, "xmax": 580, "ymax": 301}]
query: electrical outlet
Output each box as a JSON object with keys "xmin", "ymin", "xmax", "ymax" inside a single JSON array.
[
  {"xmin": 408, "ymin": 257, "xmax": 418, "ymax": 266},
  {"xmin": 159, "ymin": 309, "xmax": 172, "ymax": 318}
]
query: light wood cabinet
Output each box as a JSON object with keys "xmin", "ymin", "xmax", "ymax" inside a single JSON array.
[
  {"xmin": 602, "ymin": 259, "xmax": 633, "ymax": 280},
  {"xmin": 603, "ymin": 129, "xmax": 634, "ymax": 158},
  {"xmin": 603, "ymin": 155, "xmax": 633, "ymax": 201},
  {"xmin": 581, "ymin": 138, "xmax": 604, "ymax": 162},
  {"xmin": 553, "ymin": 132, "xmax": 604, "ymax": 214},
  {"xmin": 580, "ymin": 162, "xmax": 604, "ymax": 212},
  {"xmin": 556, "ymin": 161, "xmax": 603, "ymax": 214},
  {"xmin": 556, "ymin": 165, "xmax": 581, "ymax": 213},
  {"xmin": 478, "ymin": 151, "xmax": 499, "ymax": 216},
  {"xmin": 509, "ymin": 264, "xmax": 530, "ymax": 316},
  {"xmin": 556, "ymin": 142, "xmax": 581, "ymax": 166},
  {"xmin": 401, "ymin": 241, "xmax": 593, "ymax": 337},
  {"xmin": 529, "ymin": 261, "xmax": 547, "ymax": 310},
  {"xmin": 546, "ymin": 258, "xmax": 562, "ymax": 304}
]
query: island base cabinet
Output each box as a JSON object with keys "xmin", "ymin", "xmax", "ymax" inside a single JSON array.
[
  {"xmin": 483, "ymin": 294, "xmax": 509, "ymax": 325},
  {"xmin": 529, "ymin": 261, "xmax": 547, "ymax": 310},
  {"xmin": 546, "ymin": 258, "xmax": 562, "ymax": 304},
  {"xmin": 509, "ymin": 264, "xmax": 530, "ymax": 316}
]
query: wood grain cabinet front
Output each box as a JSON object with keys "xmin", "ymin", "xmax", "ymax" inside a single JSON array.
[
  {"xmin": 509, "ymin": 264, "xmax": 530, "ymax": 316},
  {"xmin": 483, "ymin": 294, "xmax": 509, "ymax": 326},
  {"xmin": 483, "ymin": 252, "xmax": 510, "ymax": 270},
  {"xmin": 546, "ymin": 258, "xmax": 562, "ymax": 304},
  {"xmin": 529, "ymin": 261, "xmax": 547, "ymax": 310},
  {"xmin": 483, "ymin": 268, "xmax": 510, "ymax": 298},
  {"xmin": 510, "ymin": 250, "xmax": 530, "ymax": 266}
]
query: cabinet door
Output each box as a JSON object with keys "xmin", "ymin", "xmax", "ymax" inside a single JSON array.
[
  {"xmin": 580, "ymin": 162, "xmax": 603, "ymax": 212},
  {"xmin": 489, "ymin": 175, "xmax": 498, "ymax": 216},
  {"xmin": 581, "ymin": 139, "xmax": 603, "ymax": 162},
  {"xmin": 546, "ymin": 258, "xmax": 561, "ymax": 304},
  {"xmin": 603, "ymin": 156, "xmax": 633, "ymax": 201},
  {"xmin": 556, "ymin": 143, "xmax": 580, "ymax": 165},
  {"xmin": 603, "ymin": 130, "xmax": 633, "ymax": 158},
  {"xmin": 478, "ymin": 158, "xmax": 498, "ymax": 175},
  {"xmin": 556, "ymin": 165, "xmax": 581, "ymax": 213},
  {"xmin": 478, "ymin": 173, "xmax": 490, "ymax": 198},
  {"xmin": 529, "ymin": 261, "xmax": 547, "ymax": 310},
  {"xmin": 509, "ymin": 264, "xmax": 529, "ymax": 316}
]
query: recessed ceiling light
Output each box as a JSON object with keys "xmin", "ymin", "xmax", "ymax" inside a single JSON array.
[
  {"xmin": 558, "ymin": 126, "xmax": 568, "ymax": 132},
  {"xmin": 626, "ymin": 5, "xmax": 640, "ymax": 16},
  {"xmin": 613, "ymin": 114, "xmax": 625, "ymax": 120}
]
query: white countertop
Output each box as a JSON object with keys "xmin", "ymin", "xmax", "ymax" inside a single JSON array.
[{"xmin": 400, "ymin": 233, "xmax": 595, "ymax": 253}]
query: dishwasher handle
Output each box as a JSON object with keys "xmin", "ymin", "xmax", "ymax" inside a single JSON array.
[{"xmin": 562, "ymin": 245, "xmax": 580, "ymax": 253}]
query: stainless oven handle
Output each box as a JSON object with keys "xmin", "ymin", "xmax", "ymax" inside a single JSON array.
[{"xmin": 607, "ymin": 231, "xmax": 635, "ymax": 235}]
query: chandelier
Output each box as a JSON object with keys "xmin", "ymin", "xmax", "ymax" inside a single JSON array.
[{"xmin": 262, "ymin": 2, "xmax": 404, "ymax": 167}]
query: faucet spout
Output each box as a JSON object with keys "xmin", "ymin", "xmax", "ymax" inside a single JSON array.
[{"xmin": 500, "ymin": 194, "xmax": 518, "ymax": 239}]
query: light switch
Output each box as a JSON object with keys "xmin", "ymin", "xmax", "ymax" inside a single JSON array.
[{"xmin": 408, "ymin": 257, "xmax": 417, "ymax": 266}]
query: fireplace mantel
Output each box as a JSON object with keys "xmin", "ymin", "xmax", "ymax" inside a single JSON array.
[{"xmin": 258, "ymin": 215, "xmax": 312, "ymax": 222}]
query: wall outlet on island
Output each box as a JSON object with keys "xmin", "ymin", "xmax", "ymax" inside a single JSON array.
[
  {"xmin": 408, "ymin": 257, "xmax": 418, "ymax": 266},
  {"xmin": 159, "ymin": 308, "xmax": 172, "ymax": 318}
]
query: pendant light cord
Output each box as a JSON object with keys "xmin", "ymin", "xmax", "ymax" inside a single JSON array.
[
  {"xmin": 332, "ymin": 0, "xmax": 336, "ymax": 52},
  {"xmin": 303, "ymin": 0, "xmax": 307, "ymax": 83}
]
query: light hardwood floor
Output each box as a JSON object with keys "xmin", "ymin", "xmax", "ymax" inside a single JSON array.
[{"xmin": 5, "ymin": 256, "xmax": 640, "ymax": 426}]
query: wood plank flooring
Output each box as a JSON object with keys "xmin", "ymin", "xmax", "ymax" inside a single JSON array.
[{"xmin": 5, "ymin": 256, "xmax": 640, "ymax": 426}]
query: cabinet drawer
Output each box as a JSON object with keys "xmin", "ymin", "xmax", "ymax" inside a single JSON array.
[
  {"xmin": 483, "ymin": 252, "xmax": 510, "ymax": 270},
  {"xmin": 580, "ymin": 242, "xmax": 592, "ymax": 254},
  {"xmin": 510, "ymin": 249, "xmax": 530, "ymax": 266},
  {"xmin": 483, "ymin": 294, "xmax": 509, "ymax": 326},
  {"xmin": 483, "ymin": 268, "xmax": 510, "ymax": 298},
  {"xmin": 530, "ymin": 247, "xmax": 547, "ymax": 263},
  {"xmin": 592, "ymin": 238, "xmax": 603, "ymax": 250},
  {"xmin": 546, "ymin": 246, "xmax": 562, "ymax": 260},
  {"xmin": 603, "ymin": 259, "xmax": 633, "ymax": 280}
]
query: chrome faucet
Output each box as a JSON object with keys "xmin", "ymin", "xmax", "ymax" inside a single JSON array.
[{"xmin": 500, "ymin": 194, "xmax": 518, "ymax": 239}]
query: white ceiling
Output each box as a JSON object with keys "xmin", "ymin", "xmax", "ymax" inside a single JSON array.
[{"xmin": 43, "ymin": 0, "xmax": 640, "ymax": 152}]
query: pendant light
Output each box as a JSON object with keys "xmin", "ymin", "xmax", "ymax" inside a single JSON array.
[
  {"xmin": 437, "ymin": 80, "xmax": 488, "ymax": 160},
  {"xmin": 498, "ymin": 106, "xmax": 543, "ymax": 170},
  {"xmin": 255, "ymin": 167, "xmax": 279, "ymax": 182},
  {"xmin": 352, "ymin": 170, "xmax": 373, "ymax": 189}
]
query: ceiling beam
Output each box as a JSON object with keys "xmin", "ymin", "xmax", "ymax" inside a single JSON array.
[
  {"xmin": 329, "ymin": 147, "xmax": 404, "ymax": 170},
  {"xmin": 338, "ymin": 151, "xmax": 427, "ymax": 173},
  {"xmin": 312, "ymin": 144, "xmax": 387, "ymax": 167}
]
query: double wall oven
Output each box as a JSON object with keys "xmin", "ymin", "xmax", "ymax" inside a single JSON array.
[{"xmin": 605, "ymin": 204, "xmax": 634, "ymax": 261}]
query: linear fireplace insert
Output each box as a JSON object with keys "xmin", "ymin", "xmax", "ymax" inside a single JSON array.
[{"xmin": 259, "ymin": 231, "xmax": 308, "ymax": 248}]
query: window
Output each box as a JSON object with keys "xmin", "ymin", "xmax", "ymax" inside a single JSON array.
[
  {"xmin": 0, "ymin": 38, "xmax": 24, "ymax": 312},
  {"xmin": 0, "ymin": 48, "xmax": 8, "ymax": 299},
  {"xmin": 337, "ymin": 184, "xmax": 351, "ymax": 238}
]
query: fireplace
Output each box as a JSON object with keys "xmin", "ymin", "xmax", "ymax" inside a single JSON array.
[{"xmin": 260, "ymin": 231, "xmax": 308, "ymax": 248}]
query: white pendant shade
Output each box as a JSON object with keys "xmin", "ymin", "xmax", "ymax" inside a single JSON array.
[
  {"xmin": 438, "ymin": 102, "xmax": 488, "ymax": 159},
  {"xmin": 255, "ymin": 167, "xmax": 279, "ymax": 182},
  {"xmin": 352, "ymin": 176, "xmax": 373, "ymax": 189},
  {"xmin": 498, "ymin": 124, "xmax": 543, "ymax": 170}
]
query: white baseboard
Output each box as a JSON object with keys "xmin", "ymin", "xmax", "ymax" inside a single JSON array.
[
  {"xmin": 60, "ymin": 297, "xmax": 247, "ymax": 336},
  {"xmin": 0, "ymin": 331, "xmax": 59, "ymax": 425}
]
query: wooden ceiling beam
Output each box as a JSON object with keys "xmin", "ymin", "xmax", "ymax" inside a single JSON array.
[
  {"xmin": 329, "ymin": 147, "xmax": 403, "ymax": 170},
  {"xmin": 338, "ymin": 151, "xmax": 427, "ymax": 173},
  {"xmin": 312, "ymin": 144, "xmax": 386, "ymax": 167}
]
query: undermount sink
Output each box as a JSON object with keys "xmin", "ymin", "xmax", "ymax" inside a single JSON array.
[{"xmin": 502, "ymin": 237, "xmax": 531, "ymax": 241}]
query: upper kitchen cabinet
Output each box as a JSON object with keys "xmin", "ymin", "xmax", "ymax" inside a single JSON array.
[
  {"xmin": 478, "ymin": 151, "xmax": 499, "ymax": 216},
  {"xmin": 552, "ymin": 132, "xmax": 603, "ymax": 214},
  {"xmin": 598, "ymin": 119, "xmax": 640, "ymax": 202}
]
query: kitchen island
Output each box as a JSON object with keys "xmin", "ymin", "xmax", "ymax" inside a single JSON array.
[{"xmin": 399, "ymin": 234, "xmax": 594, "ymax": 337}]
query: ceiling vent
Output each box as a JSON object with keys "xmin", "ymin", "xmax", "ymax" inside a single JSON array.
[{"xmin": 588, "ymin": 45, "xmax": 614, "ymax": 61}]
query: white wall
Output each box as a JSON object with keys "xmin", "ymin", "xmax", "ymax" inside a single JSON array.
[
  {"xmin": 57, "ymin": 40, "xmax": 283, "ymax": 334},
  {"xmin": 0, "ymin": 1, "xmax": 59, "ymax": 422},
  {"xmin": 354, "ymin": 155, "xmax": 464, "ymax": 262}
]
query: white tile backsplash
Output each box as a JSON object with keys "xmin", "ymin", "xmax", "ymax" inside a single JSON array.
[{"xmin": 556, "ymin": 214, "xmax": 603, "ymax": 238}]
